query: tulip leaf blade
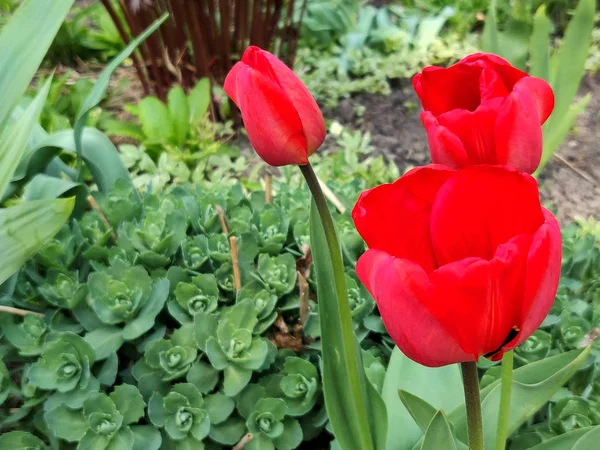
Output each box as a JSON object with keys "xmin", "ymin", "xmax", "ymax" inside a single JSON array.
[
  {"xmin": 309, "ymin": 200, "xmax": 386, "ymax": 450},
  {"xmin": 529, "ymin": 5, "xmax": 551, "ymax": 82},
  {"xmin": 448, "ymin": 347, "xmax": 590, "ymax": 448},
  {"xmin": 529, "ymin": 426, "xmax": 600, "ymax": 450},
  {"xmin": 420, "ymin": 411, "xmax": 457, "ymax": 450},
  {"xmin": 540, "ymin": 0, "xmax": 595, "ymax": 170},
  {"xmin": 482, "ymin": 0, "xmax": 500, "ymax": 55},
  {"xmin": 383, "ymin": 348, "xmax": 463, "ymax": 450}
]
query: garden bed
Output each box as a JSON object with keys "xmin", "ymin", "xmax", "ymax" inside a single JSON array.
[{"xmin": 330, "ymin": 72, "xmax": 600, "ymax": 224}]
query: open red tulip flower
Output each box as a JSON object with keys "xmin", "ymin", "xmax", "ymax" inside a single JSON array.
[
  {"xmin": 352, "ymin": 165, "xmax": 561, "ymax": 368},
  {"xmin": 413, "ymin": 53, "xmax": 554, "ymax": 174},
  {"xmin": 224, "ymin": 46, "xmax": 326, "ymax": 167}
]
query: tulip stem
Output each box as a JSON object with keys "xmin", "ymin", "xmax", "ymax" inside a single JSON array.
[
  {"xmin": 494, "ymin": 350, "xmax": 514, "ymax": 450},
  {"xmin": 461, "ymin": 362, "xmax": 484, "ymax": 450}
]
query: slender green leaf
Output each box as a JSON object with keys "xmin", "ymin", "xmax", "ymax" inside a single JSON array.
[
  {"xmin": 0, "ymin": 198, "xmax": 74, "ymax": 285},
  {"xmin": 482, "ymin": 0, "xmax": 500, "ymax": 54},
  {"xmin": 421, "ymin": 411, "xmax": 457, "ymax": 450},
  {"xmin": 189, "ymin": 78, "xmax": 211, "ymax": 123},
  {"xmin": 0, "ymin": 0, "xmax": 74, "ymax": 127},
  {"xmin": 0, "ymin": 78, "xmax": 51, "ymax": 198},
  {"xmin": 74, "ymin": 13, "xmax": 169, "ymax": 177},
  {"xmin": 539, "ymin": 94, "xmax": 591, "ymax": 172},
  {"xmin": 542, "ymin": 0, "xmax": 595, "ymax": 165},
  {"xmin": 24, "ymin": 174, "xmax": 87, "ymax": 215},
  {"xmin": 167, "ymin": 86, "xmax": 190, "ymax": 147},
  {"xmin": 530, "ymin": 426, "xmax": 600, "ymax": 449},
  {"xmin": 399, "ymin": 390, "xmax": 438, "ymax": 433},
  {"xmin": 309, "ymin": 200, "xmax": 386, "ymax": 450},
  {"xmin": 383, "ymin": 348, "xmax": 463, "ymax": 450},
  {"xmin": 529, "ymin": 5, "xmax": 551, "ymax": 81}
]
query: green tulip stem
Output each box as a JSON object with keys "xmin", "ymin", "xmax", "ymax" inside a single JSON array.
[
  {"xmin": 461, "ymin": 361, "xmax": 484, "ymax": 450},
  {"xmin": 494, "ymin": 350, "xmax": 514, "ymax": 450}
]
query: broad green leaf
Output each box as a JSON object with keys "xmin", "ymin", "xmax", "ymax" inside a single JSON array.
[
  {"xmin": 130, "ymin": 425, "xmax": 162, "ymax": 450},
  {"xmin": 24, "ymin": 174, "xmax": 87, "ymax": 215},
  {"xmin": 0, "ymin": 431, "xmax": 45, "ymax": 450},
  {"xmin": 110, "ymin": 384, "xmax": 146, "ymax": 425},
  {"xmin": 482, "ymin": 0, "xmax": 500, "ymax": 54},
  {"xmin": 205, "ymin": 392, "xmax": 235, "ymax": 424},
  {"xmin": 122, "ymin": 279, "xmax": 170, "ymax": 340},
  {"xmin": 12, "ymin": 127, "xmax": 133, "ymax": 196},
  {"xmin": 0, "ymin": 0, "xmax": 74, "ymax": 128},
  {"xmin": 421, "ymin": 411, "xmax": 457, "ymax": 450},
  {"xmin": 449, "ymin": 348, "xmax": 591, "ymax": 448},
  {"xmin": 97, "ymin": 353, "xmax": 119, "ymax": 386},
  {"xmin": 399, "ymin": 390, "xmax": 438, "ymax": 433},
  {"xmin": 84, "ymin": 326, "xmax": 125, "ymax": 360},
  {"xmin": 209, "ymin": 416, "xmax": 247, "ymax": 445},
  {"xmin": 383, "ymin": 348, "xmax": 463, "ymax": 450},
  {"xmin": 189, "ymin": 78, "xmax": 211, "ymax": 123},
  {"xmin": 530, "ymin": 426, "xmax": 600, "ymax": 449},
  {"xmin": 497, "ymin": 18, "xmax": 531, "ymax": 70},
  {"xmin": 0, "ymin": 77, "xmax": 51, "ymax": 198},
  {"xmin": 309, "ymin": 200, "xmax": 386, "ymax": 450},
  {"xmin": 73, "ymin": 14, "xmax": 169, "ymax": 177},
  {"xmin": 542, "ymin": 0, "xmax": 595, "ymax": 166},
  {"xmin": 529, "ymin": 5, "xmax": 551, "ymax": 81},
  {"xmin": 539, "ymin": 94, "xmax": 591, "ymax": 172},
  {"xmin": 167, "ymin": 86, "xmax": 190, "ymax": 147},
  {"xmin": 0, "ymin": 198, "xmax": 74, "ymax": 285},
  {"xmin": 139, "ymin": 97, "xmax": 173, "ymax": 144},
  {"xmin": 44, "ymin": 404, "xmax": 87, "ymax": 442}
]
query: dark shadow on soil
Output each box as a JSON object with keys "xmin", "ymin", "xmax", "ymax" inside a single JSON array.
[{"xmin": 329, "ymin": 74, "xmax": 600, "ymax": 225}]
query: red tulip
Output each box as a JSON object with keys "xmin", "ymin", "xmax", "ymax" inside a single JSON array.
[
  {"xmin": 352, "ymin": 165, "xmax": 561, "ymax": 367},
  {"xmin": 224, "ymin": 46, "xmax": 326, "ymax": 166},
  {"xmin": 413, "ymin": 53, "xmax": 554, "ymax": 174}
]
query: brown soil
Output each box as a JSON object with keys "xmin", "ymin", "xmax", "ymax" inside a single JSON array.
[{"xmin": 330, "ymin": 74, "xmax": 600, "ymax": 225}]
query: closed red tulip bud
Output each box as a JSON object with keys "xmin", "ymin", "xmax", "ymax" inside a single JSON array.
[
  {"xmin": 352, "ymin": 165, "xmax": 561, "ymax": 367},
  {"xmin": 413, "ymin": 53, "xmax": 554, "ymax": 174},
  {"xmin": 224, "ymin": 46, "xmax": 326, "ymax": 166}
]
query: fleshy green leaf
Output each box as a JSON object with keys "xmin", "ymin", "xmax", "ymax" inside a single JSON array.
[
  {"xmin": 167, "ymin": 86, "xmax": 190, "ymax": 147},
  {"xmin": 530, "ymin": 426, "xmax": 600, "ymax": 449},
  {"xmin": 421, "ymin": 411, "xmax": 457, "ymax": 450},
  {"xmin": 110, "ymin": 384, "xmax": 146, "ymax": 425},
  {"xmin": 84, "ymin": 326, "xmax": 125, "ymax": 361},
  {"xmin": 130, "ymin": 425, "xmax": 162, "ymax": 450},
  {"xmin": 44, "ymin": 404, "xmax": 87, "ymax": 442}
]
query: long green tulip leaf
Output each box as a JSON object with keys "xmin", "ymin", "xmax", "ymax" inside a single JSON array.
[
  {"xmin": 0, "ymin": 198, "xmax": 74, "ymax": 285},
  {"xmin": 73, "ymin": 13, "xmax": 168, "ymax": 178},
  {"xmin": 482, "ymin": 0, "xmax": 500, "ymax": 54},
  {"xmin": 309, "ymin": 200, "xmax": 386, "ymax": 450},
  {"xmin": 421, "ymin": 411, "xmax": 457, "ymax": 450},
  {"xmin": 529, "ymin": 5, "xmax": 551, "ymax": 81},
  {"xmin": 0, "ymin": 78, "xmax": 51, "ymax": 198},
  {"xmin": 383, "ymin": 348, "xmax": 463, "ymax": 450},
  {"xmin": 530, "ymin": 426, "xmax": 600, "ymax": 449},
  {"xmin": 0, "ymin": 0, "xmax": 74, "ymax": 128}
]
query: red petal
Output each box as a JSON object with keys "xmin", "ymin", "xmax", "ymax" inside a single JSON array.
[
  {"xmin": 494, "ymin": 81, "xmax": 545, "ymax": 173},
  {"xmin": 223, "ymin": 62, "xmax": 244, "ymax": 106},
  {"xmin": 413, "ymin": 64, "xmax": 483, "ymax": 116},
  {"xmin": 429, "ymin": 166, "xmax": 544, "ymax": 265},
  {"xmin": 436, "ymin": 98, "xmax": 503, "ymax": 165},
  {"xmin": 357, "ymin": 250, "xmax": 472, "ymax": 367},
  {"xmin": 421, "ymin": 112, "xmax": 469, "ymax": 169},
  {"xmin": 235, "ymin": 64, "xmax": 308, "ymax": 166},
  {"xmin": 428, "ymin": 233, "xmax": 534, "ymax": 358},
  {"xmin": 352, "ymin": 165, "xmax": 455, "ymax": 272},
  {"xmin": 512, "ymin": 76, "xmax": 554, "ymax": 124},
  {"xmin": 515, "ymin": 209, "xmax": 562, "ymax": 345},
  {"xmin": 263, "ymin": 51, "xmax": 326, "ymax": 155},
  {"xmin": 461, "ymin": 53, "xmax": 527, "ymax": 90}
]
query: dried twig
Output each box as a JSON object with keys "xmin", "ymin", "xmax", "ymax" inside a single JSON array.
[
  {"xmin": 229, "ymin": 236, "xmax": 242, "ymax": 293},
  {"xmin": 232, "ymin": 433, "xmax": 253, "ymax": 450},
  {"xmin": 316, "ymin": 176, "xmax": 347, "ymax": 214},
  {"xmin": 297, "ymin": 271, "xmax": 310, "ymax": 325},
  {"xmin": 215, "ymin": 204, "xmax": 230, "ymax": 235},
  {"xmin": 265, "ymin": 171, "xmax": 273, "ymax": 204},
  {"xmin": 87, "ymin": 195, "xmax": 118, "ymax": 242},
  {"xmin": 554, "ymin": 152, "xmax": 597, "ymax": 186},
  {"xmin": 0, "ymin": 306, "xmax": 44, "ymax": 318},
  {"xmin": 579, "ymin": 327, "xmax": 600, "ymax": 348}
]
